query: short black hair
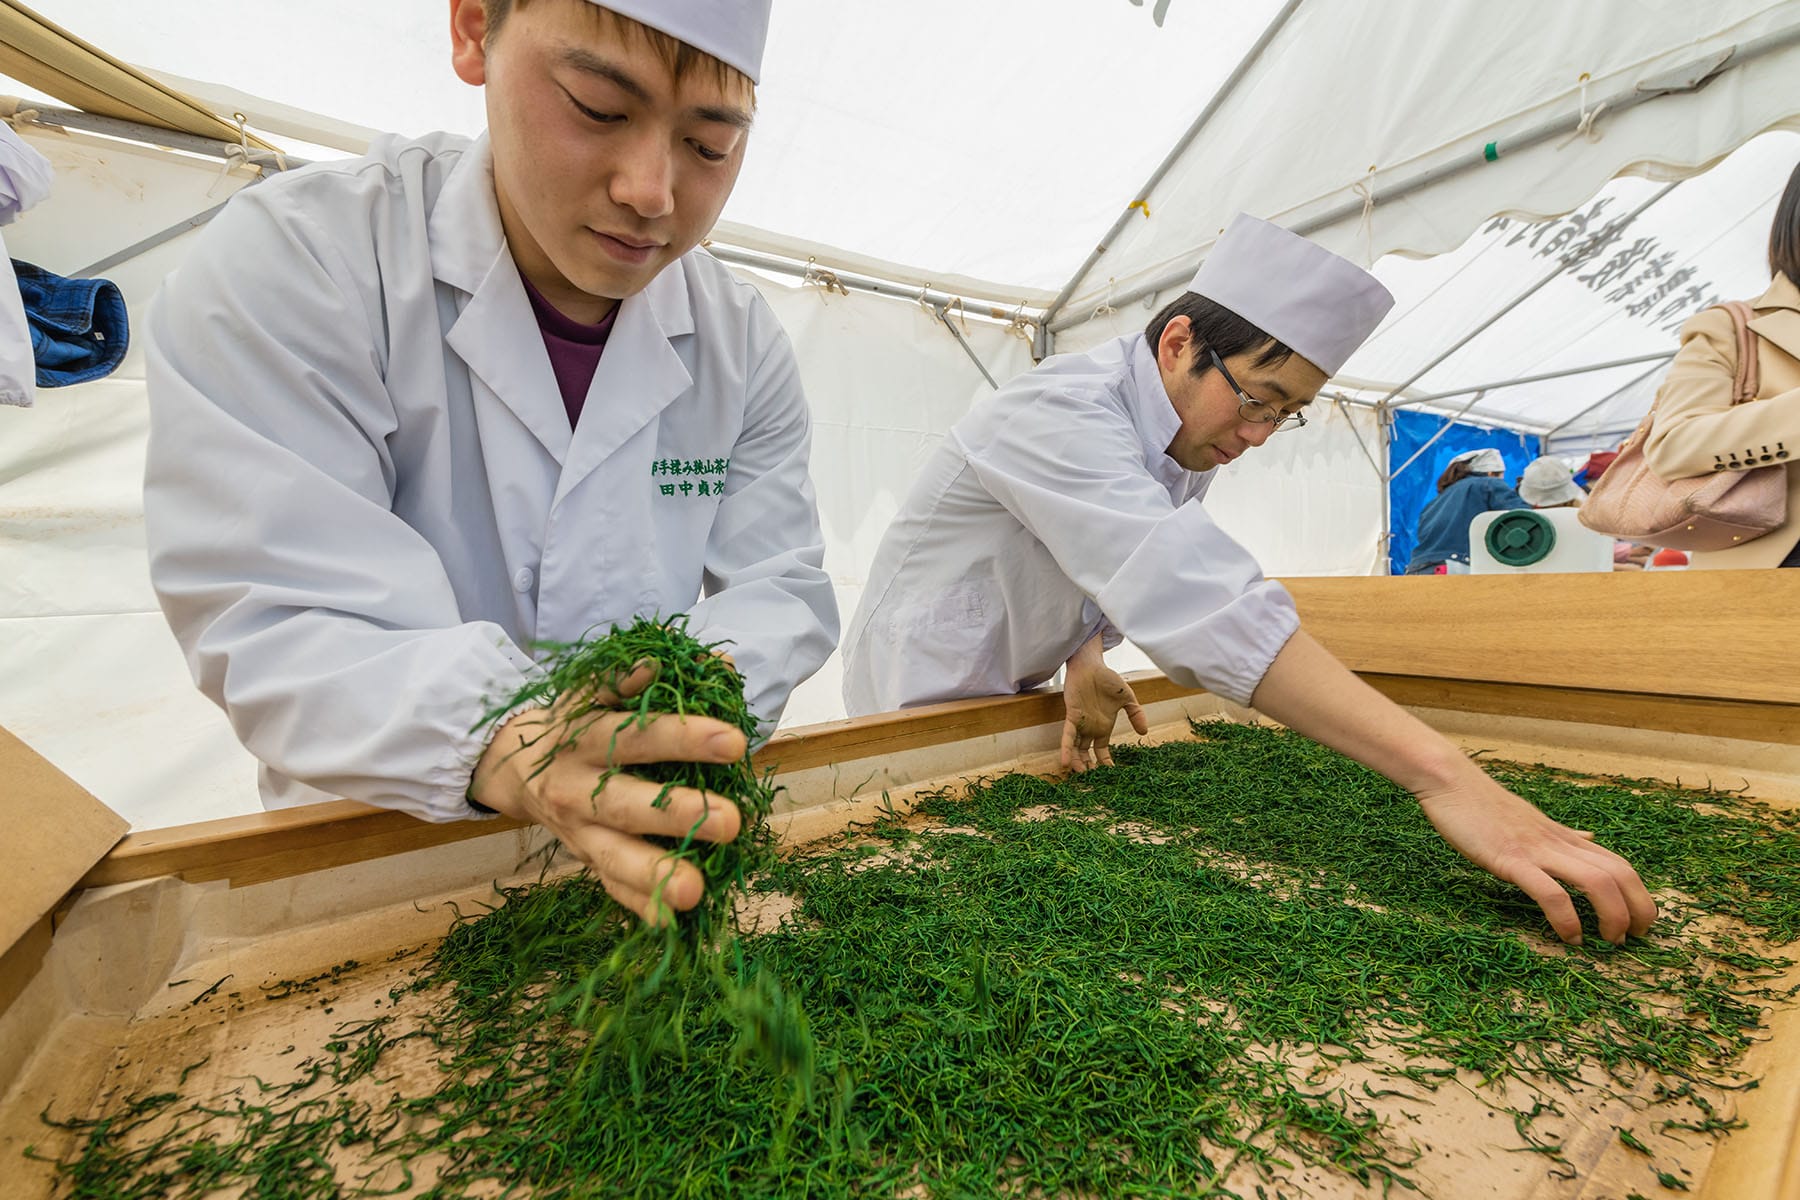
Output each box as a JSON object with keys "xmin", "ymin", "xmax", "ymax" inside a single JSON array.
[{"xmin": 1144, "ymin": 293, "xmax": 1294, "ymax": 378}]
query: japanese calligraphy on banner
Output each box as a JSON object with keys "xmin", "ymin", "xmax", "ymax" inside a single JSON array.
[
  {"xmin": 1482, "ymin": 199, "xmax": 1722, "ymax": 333},
  {"xmin": 652, "ymin": 457, "xmax": 730, "ymax": 499}
]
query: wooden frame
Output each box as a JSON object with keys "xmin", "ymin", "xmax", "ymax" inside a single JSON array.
[{"xmin": 80, "ymin": 571, "xmax": 1800, "ymax": 891}]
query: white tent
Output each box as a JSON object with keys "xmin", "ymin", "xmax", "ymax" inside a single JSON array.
[{"xmin": 3, "ymin": 0, "xmax": 1799, "ymax": 829}]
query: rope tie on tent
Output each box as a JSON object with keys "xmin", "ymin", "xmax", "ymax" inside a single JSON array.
[
  {"xmin": 1004, "ymin": 303, "xmax": 1035, "ymax": 344},
  {"xmin": 945, "ymin": 295, "xmax": 971, "ymax": 336},
  {"xmin": 1352, "ymin": 166, "xmax": 1378, "ymax": 266},
  {"xmin": 1090, "ymin": 278, "xmax": 1118, "ymax": 321},
  {"xmin": 210, "ymin": 112, "xmax": 288, "ymax": 196},
  {"xmin": 1558, "ymin": 74, "xmax": 1608, "ymax": 148},
  {"xmin": 0, "ymin": 97, "xmax": 40, "ymax": 132},
  {"xmin": 800, "ymin": 257, "xmax": 848, "ymax": 300}
]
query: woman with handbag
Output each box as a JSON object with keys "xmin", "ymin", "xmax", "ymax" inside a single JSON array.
[{"xmin": 1630, "ymin": 162, "xmax": 1800, "ymax": 568}]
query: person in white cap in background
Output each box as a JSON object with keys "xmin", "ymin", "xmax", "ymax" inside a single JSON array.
[
  {"xmin": 1516, "ymin": 455, "xmax": 1658, "ymax": 570},
  {"xmin": 144, "ymin": 0, "xmax": 838, "ymax": 924},
  {"xmin": 1518, "ymin": 456, "xmax": 1586, "ymax": 509},
  {"xmin": 843, "ymin": 213, "xmax": 1655, "ymax": 946},
  {"xmin": 1404, "ymin": 447, "xmax": 1528, "ymax": 575}
]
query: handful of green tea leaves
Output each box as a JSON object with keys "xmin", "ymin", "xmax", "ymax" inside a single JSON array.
[{"xmin": 475, "ymin": 615, "xmax": 814, "ymax": 1093}]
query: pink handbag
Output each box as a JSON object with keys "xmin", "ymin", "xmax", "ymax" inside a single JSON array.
[{"xmin": 1578, "ymin": 300, "xmax": 1787, "ymax": 550}]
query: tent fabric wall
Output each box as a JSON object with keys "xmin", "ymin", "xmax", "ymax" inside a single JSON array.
[
  {"xmin": 1060, "ymin": 0, "xmax": 1800, "ymax": 323},
  {"xmin": 740, "ymin": 276, "xmax": 1036, "ymax": 731},
  {"xmin": 0, "ymin": 132, "xmax": 1039, "ymax": 830},
  {"xmin": 1385, "ymin": 410, "xmax": 1538, "ymax": 576}
]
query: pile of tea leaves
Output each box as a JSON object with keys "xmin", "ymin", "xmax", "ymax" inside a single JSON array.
[{"xmin": 33, "ymin": 718, "xmax": 1800, "ymax": 1199}]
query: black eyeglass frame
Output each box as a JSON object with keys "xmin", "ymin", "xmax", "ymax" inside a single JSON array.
[{"xmin": 1206, "ymin": 347, "xmax": 1308, "ymax": 431}]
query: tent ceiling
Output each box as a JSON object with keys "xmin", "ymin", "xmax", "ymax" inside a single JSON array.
[
  {"xmin": 1056, "ymin": 0, "xmax": 1800, "ymax": 324},
  {"xmin": 3, "ymin": 1, "xmax": 1799, "ymax": 440},
  {"xmin": 8, "ymin": 0, "xmax": 1283, "ymax": 299},
  {"xmin": 1337, "ymin": 129, "xmax": 1800, "ymax": 440}
]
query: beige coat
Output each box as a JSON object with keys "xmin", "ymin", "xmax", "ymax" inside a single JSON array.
[{"xmin": 1642, "ymin": 272, "xmax": 1800, "ymax": 569}]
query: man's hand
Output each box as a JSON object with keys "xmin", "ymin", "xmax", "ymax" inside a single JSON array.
[
  {"xmin": 1250, "ymin": 630, "xmax": 1658, "ymax": 946},
  {"xmin": 1060, "ymin": 633, "xmax": 1149, "ymax": 773},
  {"xmin": 1416, "ymin": 768, "xmax": 1657, "ymax": 945},
  {"xmin": 469, "ymin": 659, "xmax": 747, "ymax": 925}
]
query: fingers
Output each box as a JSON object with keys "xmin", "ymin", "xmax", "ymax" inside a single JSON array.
[
  {"xmin": 1549, "ymin": 853, "xmax": 1633, "ymax": 944},
  {"xmin": 1543, "ymin": 824, "xmax": 1658, "ymax": 938},
  {"xmin": 578, "ymin": 775, "xmax": 743, "ymax": 844},
  {"xmin": 600, "ymin": 876, "xmax": 666, "ymax": 927},
  {"xmin": 1582, "ymin": 841, "xmax": 1658, "ymax": 935},
  {"xmin": 563, "ymin": 823, "xmax": 706, "ymax": 922},
  {"xmin": 567, "ymin": 709, "xmax": 747, "ymax": 769},
  {"xmin": 1124, "ymin": 698, "xmax": 1149, "ymax": 736},
  {"xmin": 569, "ymin": 657, "xmax": 660, "ymax": 710},
  {"xmin": 1501, "ymin": 840, "xmax": 1659, "ymax": 945},
  {"xmin": 1503, "ymin": 862, "xmax": 1586, "ymax": 945},
  {"xmin": 1061, "ymin": 718, "xmax": 1079, "ymax": 771}
]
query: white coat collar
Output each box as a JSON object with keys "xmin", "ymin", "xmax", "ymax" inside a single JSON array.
[
  {"xmin": 1128, "ymin": 335, "xmax": 1185, "ymax": 480},
  {"xmin": 428, "ymin": 133, "xmax": 697, "ymax": 474}
]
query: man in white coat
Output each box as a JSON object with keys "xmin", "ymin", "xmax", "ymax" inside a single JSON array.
[
  {"xmin": 144, "ymin": 0, "xmax": 837, "ymax": 924},
  {"xmin": 843, "ymin": 214, "xmax": 1655, "ymax": 947}
]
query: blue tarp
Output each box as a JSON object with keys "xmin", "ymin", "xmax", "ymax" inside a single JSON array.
[{"xmin": 1386, "ymin": 409, "xmax": 1536, "ymax": 575}]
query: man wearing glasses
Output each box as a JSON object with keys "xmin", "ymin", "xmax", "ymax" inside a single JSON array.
[{"xmin": 842, "ymin": 214, "xmax": 1656, "ymax": 949}]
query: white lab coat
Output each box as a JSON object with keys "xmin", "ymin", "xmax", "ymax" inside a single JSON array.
[
  {"xmin": 842, "ymin": 334, "xmax": 1296, "ymax": 716},
  {"xmin": 145, "ymin": 132, "xmax": 837, "ymax": 821}
]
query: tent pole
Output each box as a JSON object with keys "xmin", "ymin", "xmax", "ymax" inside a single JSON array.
[
  {"xmin": 74, "ymin": 198, "xmax": 235, "ymax": 277},
  {"xmin": 1388, "ymin": 350, "xmax": 1677, "ymax": 408},
  {"xmin": 10, "ymin": 100, "xmax": 305, "ymax": 173},
  {"xmin": 1038, "ymin": 0, "xmax": 1306, "ymax": 332},
  {"xmin": 1355, "ymin": 180, "xmax": 1679, "ymax": 410},
  {"xmin": 1047, "ymin": 18, "xmax": 1800, "ymax": 333},
  {"xmin": 1388, "ymin": 389, "xmax": 1490, "ymax": 483},
  {"xmin": 1335, "ymin": 396, "xmax": 1385, "ymax": 479},
  {"xmin": 1541, "ymin": 358, "xmax": 1672, "ymax": 439},
  {"xmin": 935, "ymin": 304, "xmax": 1001, "ymax": 388},
  {"xmin": 706, "ymin": 243, "xmax": 1043, "ymax": 325},
  {"xmin": 1377, "ymin": 403, "xmax": 1393, "ymax": 574}
]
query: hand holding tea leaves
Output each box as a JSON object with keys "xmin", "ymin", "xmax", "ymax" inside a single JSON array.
[{"xmin": 469, "ymin": 648, "xmax": 747, "ymax": 924}]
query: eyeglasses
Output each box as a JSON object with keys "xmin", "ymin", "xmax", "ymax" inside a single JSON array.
[{"xmin": 1207, "ymin": 348, "xmax": 1308, "ymax": 431}]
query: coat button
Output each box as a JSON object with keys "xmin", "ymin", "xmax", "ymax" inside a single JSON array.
[{"xmin": 513, "ymin": 566, "xmax": 536, "ymax": 593}]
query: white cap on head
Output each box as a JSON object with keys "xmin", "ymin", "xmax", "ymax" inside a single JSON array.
[
  {"xmin": 1447, "ymin": 447, "xmax": 1504, "ymax": 474},
  {"xmin": 589, "ymin": 0, "xmax": 772, "ymax": 84},
  {"xmin": 1449, "ymin": 447, "xmax": 1506, "ymax": 474},
  {"xmin": 1518, "ymin": 456, "xmax": 1585, "ymax": 507},
  {"xmin": 1188, "ymin": 214, "xmax": 1395, "ymax": 377}
]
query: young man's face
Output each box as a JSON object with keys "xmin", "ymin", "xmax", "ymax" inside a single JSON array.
[
  {"xmin": 450, "ymin": 0, "xmax": 754, "ymax": 321},
  {"xmin": 1155, "ymin": 316, "xmax": 1328, "ymax": 472}
]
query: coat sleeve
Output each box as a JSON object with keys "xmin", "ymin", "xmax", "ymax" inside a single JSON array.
[
  {"xmin": 144, "ymin": 186, "xmax": 534, "ymax": 823},
  {"xmin": 685, "ymin": 296, "xmax": 838, "ymax": 735},
  {"xmin": 959, "ymin": 391, "xmax": 1296, "ymax": 706},
  {"xmin": 1643, "ymin": 306, "xmax": 1800, "ymax": 480}
]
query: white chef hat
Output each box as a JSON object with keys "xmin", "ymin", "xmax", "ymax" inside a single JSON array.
[
  {"xmin": 589, "ymin": 0, "xmax": 772, "ymax": 83},
  {"xmin": 1188, "ymin": 214, "xmax": 1395, "ymax": 377},
  {"xmin": 1449, "ymin": 447, "xmax": 1506, "ymax": 474}
]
